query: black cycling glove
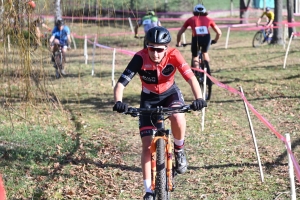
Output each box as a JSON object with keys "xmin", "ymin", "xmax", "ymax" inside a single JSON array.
[
  {"xmin": 113, "ymin": 101, "xmax": 128, "ymax": 113},
  {"xmin": 191, "ymin": 98, "xmax": 207, "ymax": 111},
  {"xmin": 211, "ymin": 40, "xmax": 217, "ymax": 45}
]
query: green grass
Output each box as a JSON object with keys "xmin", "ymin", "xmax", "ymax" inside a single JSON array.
[{"xmin": 1, "ymin": 17, "xmax": 300, "ymax": 199}]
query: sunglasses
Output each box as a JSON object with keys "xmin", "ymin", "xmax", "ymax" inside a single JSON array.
[{"xmin": 147, "ymin": 45, "xmax": 167, "ymax": 53}]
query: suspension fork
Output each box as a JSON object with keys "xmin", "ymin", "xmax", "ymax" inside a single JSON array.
[{"xmin": 149, "ymin": 114, "xmax": 173, "ymax": 191}]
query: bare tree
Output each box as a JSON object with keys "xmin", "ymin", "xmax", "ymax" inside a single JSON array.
[
  {"xmin": 271, "ymin": 0, "xmax": 283, "ymax": 45},
  {"xmin": 239, "ymin": 0, "xmax": 252, "ymax": 24},
  {"xmin": 287, "ymin": 0, "xmax": 296, "ymax": 37},
  {"xmin": 54, "ymin": 0, "xmax": 62, "ymax": 23}
]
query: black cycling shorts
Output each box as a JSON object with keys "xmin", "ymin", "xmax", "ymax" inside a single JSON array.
[
  {"xmin": 139, "ymin": 84, "xmax": 185, "ymax": 138},
  {"xmin": 191, "ymin": 34, "xmax": 211, "ymax": 57}
]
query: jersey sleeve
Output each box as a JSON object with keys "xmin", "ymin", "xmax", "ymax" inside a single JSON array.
[
  {"xmin": 65, "ymin": 26, "xmax": 71, "ymax": 34},
  {"xmin": 117, "ymin": 55, "xmax": 143, "ymax": 87},
  {"xmin": 182, "ymin": 18, "xmax": 191, "ymax": 29},
  {"xmin": 171, "ymin": 49, "xmax": 194, "ymax": 81},
  {"xmin": 209, "ymin": 18, "xmax": 216, "ymax": 27}
]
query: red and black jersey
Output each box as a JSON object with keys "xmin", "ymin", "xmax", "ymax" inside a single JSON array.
[{"xmin": 117, "ymin": 47, "xmax": 194, "ymax": 94}]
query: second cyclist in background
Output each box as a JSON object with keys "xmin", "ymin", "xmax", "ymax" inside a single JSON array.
[
  {"xmin": 256, "ymin": 7, "xmax": 274, "ymax": 37},
  {"xmin": 134, "ymin": 10, "xmax": 161, "ymax": 48},
  {"xmin": 176, "ymin": 4, "xmax": 221, "ymax": 87},
  {"xmin": 31, "ymin": 16, "xmax": 52, "ymax": 46},
  {"xmin": 49, "ymin": 19, "xmax": 71, "ymax": 75}
]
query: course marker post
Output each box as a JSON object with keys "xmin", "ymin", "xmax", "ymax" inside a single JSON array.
[
  {"xmin": 285, "ymin": 133, "xmax": 296, "ymax": 200},
  {"xmin": 91, "ymin": 35, "xmax": 97, "ymax": 76},
  {"xmin": 225, "ymin": 26, "xmax": 230, "ymax": 49},
  {"xmin": 128, "ymin": 17, "xmax": 134, "ymax": 33},
  {"xmin": 239, "ymin": 86, "xmax": 264, "ymax": 182},
  {"xmin": 7, "ymin": 35, "xmax": 10, "ymax": 52},
  {"xmin": 84, "ymin": 34, "xmax": 88, "ymax": 65},
  {"xmin": 283, "ymin": 32, "xmax": 294, "ymax": 69},
  {"xmin": 71, "ymin": 34, "xmax": 77, "ymax": 50},
  {"xmin": 201, "ymin": 68, "xmax": 207, "ymax": 131},
  {"xmin": 112, "ymin": 48, "xmax": 116, "ymax": 87}
]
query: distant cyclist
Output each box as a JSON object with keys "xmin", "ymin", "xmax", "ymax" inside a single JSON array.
[
  {"xmin": 256, "ymin": 7, "xmax": 274, "ymax": 36},
  {"xmin": 49, "ymin": 19, "xmax": 71, "ymax": 75},
  {"xmin": 176, "ymin": 4, "xmax": 221, "ymax": 78},
  {"xmin": 31, "ymin": 16, "xmax": 51, "ymax": 46},
  {"xmin": 134, "ymin": 10, "xmax": 161, "ymax": 48}
]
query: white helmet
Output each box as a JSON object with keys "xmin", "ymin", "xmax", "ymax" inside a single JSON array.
[{"xmin": 193, "ymin": 4, "xmax": 206, "ymax": 14}]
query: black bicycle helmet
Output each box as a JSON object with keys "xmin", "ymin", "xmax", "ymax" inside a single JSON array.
[
  {"xmin": 266, "ymin": 7, "xmax": 270, "ymax": 11},
  {"xmin": 146, "ymin": 26, "xmax": 171, "ymax": 45},
  {"xmin": 56, "ymin": 19, "xmax": 64, "ymax": 27}
]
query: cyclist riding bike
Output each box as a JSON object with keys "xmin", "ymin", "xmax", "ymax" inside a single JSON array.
[
  {"xmin": 49, "ymin": 19, "xmax": 71, "ymax": 75},
  {"xmin": 256, "ymin": 7, "xmax": 274, "ymax": 36},
  {"xmin": 113, "ymin": 26, "xmax": 206, "ymax": 200},
  {"xmin": 176, "ymin": 4, "xmax": 221, "ymax": 82},
  {"xmin": 134, "ymin": 10, "xmax": 162, "ymax": 48}
]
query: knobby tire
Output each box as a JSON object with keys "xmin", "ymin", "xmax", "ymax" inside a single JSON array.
[
  {"xmin": 155, "ymin": 138, "xmax": 170, "ymax": 200},
  {"xmin": 252, "ymin": 31, "xmax": 264, "ymax": 48},
  {"xmin": 54, "ymin": 51, "xmax": 64, "ymax": 79}
]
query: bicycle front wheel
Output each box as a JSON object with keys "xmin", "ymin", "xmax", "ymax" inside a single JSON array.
[
  {"xmin": 252, "ymin": 31, "xmax": 264, "ymax": 47},
  {"xmin": 155, "ymin": 138, "xmax": 170, "ymax": 200}
]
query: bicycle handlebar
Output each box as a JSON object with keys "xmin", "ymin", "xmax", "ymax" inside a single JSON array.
[{"xmin": 124, "ymin": 105, "xmax": 192, "ymax": 117}]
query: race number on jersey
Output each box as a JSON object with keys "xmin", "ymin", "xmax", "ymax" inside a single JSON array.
[{"xmin": 195, "ymin": 26, "xmax": 208, "ymax": 35}]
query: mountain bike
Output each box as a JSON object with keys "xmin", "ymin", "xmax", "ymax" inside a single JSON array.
[
  {"xmin": 124, "ymin": 105, "xmax": 193, "ymax": 200},
  {"xmin": 252, "ymin": 27, "xmax": 272, "ymax": 48},
  {"xmin": 52, "ymin": 44, "xmax": 66, "ymax": 79},
  {"xmin": 177, "ymin": 43, "xmax": 212, "ymax": 101}
]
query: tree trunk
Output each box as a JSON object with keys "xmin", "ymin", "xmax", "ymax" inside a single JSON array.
[
  {"xmin": 239, "ymin": 0, "xmax": 252, "ymax": 24},
  {"xmin": 287, "ymin": 0, "xmax": 296, "ymax": 37},
  {"xmin": 54, "ymin": 0, "xmax": 62, "ymax": 23},
  {"xmin": 271, "ymin": 0, "xmax": 284, "ymax": 45}
]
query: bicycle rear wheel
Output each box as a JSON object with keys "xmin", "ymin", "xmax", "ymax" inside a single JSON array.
[
  {"xmin": 155, "ymin": 138, "xmax": 170, "ymax": 200},
  {"xmin": 252, "ymin": 31, "xmax": 264, "ymax": 48}
]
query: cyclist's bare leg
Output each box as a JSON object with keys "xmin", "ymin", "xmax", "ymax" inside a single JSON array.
[
  {"xmin": 169, "ymin": 112, "xmax": 186, "ymax": 141},
  {"xmin": 141, "ymin": 136, "xmax": 152, "ymax": 188},
  {"xmin": 62, "ymin": 47, "xmax": 67, "ymax": 65},
  {"xmin": 192, "ymin": 56, "xmax": 200, "ymax": 69},
  {"xmin": 202, "ymin": 52, "xmax": 210, "ymax": 62}
]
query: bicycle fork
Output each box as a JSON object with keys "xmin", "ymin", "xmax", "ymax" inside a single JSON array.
[{"xmin": 150, "ymin": 130, "xmax": 173, "ymax": 192}]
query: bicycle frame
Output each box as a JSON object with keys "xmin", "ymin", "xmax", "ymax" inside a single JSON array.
[
  {"xmin": 53, "ymin": 44, "xmax": 65, "ymax": 78},
  {"xmin": 124, "ymin": 105, "xmax": 192, "ymax": 199}
]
